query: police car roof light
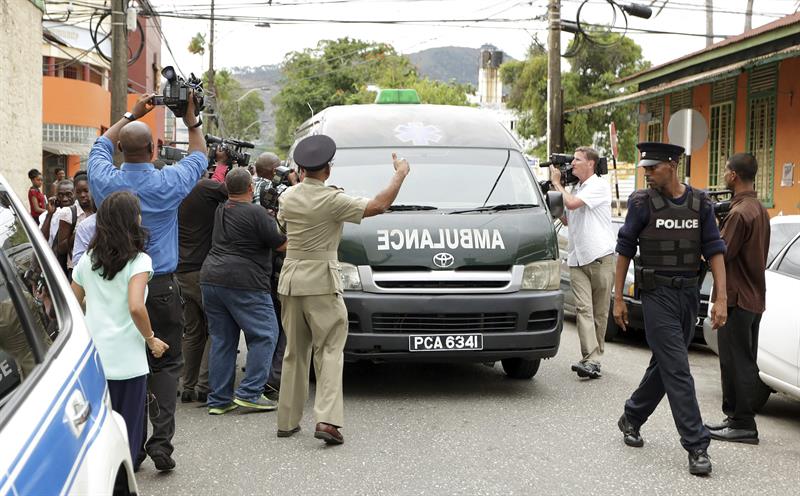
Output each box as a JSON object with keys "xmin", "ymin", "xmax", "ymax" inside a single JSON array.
[{"xmin": 375, "ymin": 89, "xmax": 421, "ymax": 104}]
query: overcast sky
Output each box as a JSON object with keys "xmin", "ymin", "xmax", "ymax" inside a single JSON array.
[{"xmin": 152, "ymin": 0, "xmax": 800, "ymax": 76}]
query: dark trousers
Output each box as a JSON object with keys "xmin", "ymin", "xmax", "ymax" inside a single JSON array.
[
  {"xmin": 625, "ymin": 285, "xmax": 710, "ymax": 452},
  {"xmin": 108, "ymin": 375, "xmax": 147, "ymax": 462},
  {"xmin": 140, "ymin": 273, "xmax": 184, "ymax": 458},
  {"xmin": 267, "ymin": 292, "xmax": 286, "ymax": 389},
  {"xmin": 718, "ymin": 306, "xmax": 762, "ymax": 430},
  {"xmin": 176, "ymin": 271, "xmax": 210, "ymax": 395},
  {"xmin": 201, "ymin": 285, "xmax": 279, "ymax": 407}
]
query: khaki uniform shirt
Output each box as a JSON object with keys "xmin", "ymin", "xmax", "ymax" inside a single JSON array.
[{"xmin": 277, "ymin": 178, "xmax": 369, "ymax": 296}]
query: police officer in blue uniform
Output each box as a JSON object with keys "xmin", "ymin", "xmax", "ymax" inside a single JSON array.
[{"xmin": 613, "ymin": 142, "xmax": 728, "ymax": 476}]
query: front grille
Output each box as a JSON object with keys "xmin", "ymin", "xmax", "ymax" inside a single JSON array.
[
  {"xmin": 527, "ymin": 310, "xmax": 559, "ymax": 331},
  {"xmin": 375, "ymin": 280, "xmax": 508, "ymax": 290},
  {"xmin": 348, "ymin": 313, "xmax": 361, "ymax": 333},
  {"xmin": 372, "ymin": 313, "xmax": 517, "ymax": 333}
]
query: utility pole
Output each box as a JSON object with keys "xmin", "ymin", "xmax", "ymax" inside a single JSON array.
[
  {"xmin": 745, "ymin": 0, "xmax": 754, "ymax": 31},
  {"xmin": 207, "ymin": 0, "xmax": 216, "ymax": 134},
  {"xmin": 547, "ymin": 0, "xmax": 562, "ymax": 156},
  {"xmin": 111, "ymin": 0, "xmax": 128, "ymax": 163},
  {"xmin": 705, "ymin": 0, "xmax": 714, "ymax": 47}
]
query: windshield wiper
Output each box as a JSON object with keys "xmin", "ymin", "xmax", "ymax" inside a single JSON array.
[
  {"xmin": 387, "ymin": 204, "xmax": 438, "ymax": 211},
  {"xmin": 448, "ymin": 203, "xmax": 537, "ymax": 215}
]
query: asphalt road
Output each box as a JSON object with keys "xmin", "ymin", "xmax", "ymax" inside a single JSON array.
[{"xmin": 136, "ymin": 321, "xmax": 800, "ymax": 495}]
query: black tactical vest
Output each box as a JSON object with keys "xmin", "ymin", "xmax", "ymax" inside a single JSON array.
[{"xmin": 638, "ymin": 188, "xmax": 702, "ymax": 273}]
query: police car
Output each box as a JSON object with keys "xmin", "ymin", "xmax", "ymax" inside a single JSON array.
[
  {"xmin": 288, "ymin": 89, "xmax": 565, "ymax": 379},
  {"xmin": 0, "ymin": 176, "xmax": 137, "ymax": 495}
]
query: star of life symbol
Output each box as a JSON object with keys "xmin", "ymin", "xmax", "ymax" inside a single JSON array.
[{"xmin": 394, "ymin": 122, "xmax": 443, "ymax": 146}]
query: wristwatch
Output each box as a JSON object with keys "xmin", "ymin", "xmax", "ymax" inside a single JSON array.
[
  {"xmin": 123, "ymin": 111, "xmax": 137, "ymax": 121},
  {"xmin": 188, "ymin": 118, "xmax": 203, "ymax": 129}
]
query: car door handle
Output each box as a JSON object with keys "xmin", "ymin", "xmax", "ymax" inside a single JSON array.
[{"xmin": 65, "ymin": 390, "xmax": 92, "ymax": 435}]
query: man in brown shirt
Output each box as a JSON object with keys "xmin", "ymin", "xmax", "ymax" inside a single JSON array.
[{"xmin": 706, "ymin": 153, "xmax": 770, "ymax": 444}]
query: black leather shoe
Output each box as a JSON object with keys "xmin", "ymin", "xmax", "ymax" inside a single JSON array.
[
  {"xmin": 688, "ymin": 449, "xmax": 712, "ymax": 476},
  {"xmin": 617, "ymin": 414, "xmax": 644, "ymax": 447},
  {"xmin": 197, "ymin": 391, "xmax": 208, "ymax": 404},
  {"xmin": 709, "ymin": 427, "xmax": 759, "ymax": 444},
  {"xmin": 150, "ymin": 451, "xmax": 176, "ymax": 472},
  {"xmin": 704, "ymin": 417, "xmax": 731, "ymax": 431},
  {"xmin": 180, "ymin": 389, "xmax": 196, "ymax": 403},
  {"xmin": 571, "ymin": 362, "xmax": 601, "ymax": 379},
  {"xmin": 277, "ymin": 426, "xmax": 301, "ymax": 438}
]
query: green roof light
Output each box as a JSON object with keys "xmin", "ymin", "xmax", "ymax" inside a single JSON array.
[{"xmin": 375, "ymin": 89, "xmax": 421, "ymax": 104}]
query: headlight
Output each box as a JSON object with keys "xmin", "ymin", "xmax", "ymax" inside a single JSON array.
[
  {"xmin": 521, "ymin": 260, "xmax": 560, "ymax": 290},
  {"xmin": 340, "ymin": 263, "xmax": 362, "ymax": 291}
]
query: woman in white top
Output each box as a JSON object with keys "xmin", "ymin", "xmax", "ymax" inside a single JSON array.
[{"xmin": 71, "ymin": 191, "xmax": 168, "ymax": 461}]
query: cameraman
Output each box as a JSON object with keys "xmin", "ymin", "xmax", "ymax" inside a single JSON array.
[
  {"xmin": 176, "ymin": 149, "xmax": 230, "ymax": 404},
  {"xmin": 550, "ymin": 146, "xmax": 616, "ymax": 380},
  {"xmin": 200, "ymin": 168, "xmax": 286, "ymax": 414},
  {"xmin": 88, "ymin": 92, "xmax": 206, "ymax": 472}
]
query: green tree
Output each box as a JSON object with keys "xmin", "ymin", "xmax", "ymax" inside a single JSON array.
[
  {"xmin": 272, "ymin": 38, "xmax": 474, "ymax": 152},
  {"xmin": 204, "ymin": 69, "xmax": 265, "ymax": 141},
  {"xmin": 188, "ymin": 33, "xmax": 205, "ymax": 56},
  {"xmin": 501, "ymin": 34, "xmax": 650, "ymax": 162}
]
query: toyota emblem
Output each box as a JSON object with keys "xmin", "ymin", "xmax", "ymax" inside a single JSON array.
[{"xmin": 432, "ymin": 252, "xmax": 455, "ymax": 269}]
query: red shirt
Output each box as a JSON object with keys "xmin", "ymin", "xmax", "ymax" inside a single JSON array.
[{"xmin": 28, "ymin": 187, "xmax": 45, "ymax": 219}]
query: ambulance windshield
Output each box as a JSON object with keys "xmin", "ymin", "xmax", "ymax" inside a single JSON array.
[{"xmin": 327, "ymin": 148, "xmax": 539, "ymax": 210}]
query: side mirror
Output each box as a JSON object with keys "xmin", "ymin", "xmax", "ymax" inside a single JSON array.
[{"xmin": 546, "ymin": 191, "xmax": 564, "ymax": 219}]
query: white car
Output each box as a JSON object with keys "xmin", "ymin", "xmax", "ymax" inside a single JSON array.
[
  {"xmin": 703, "ymin": 215, "xmax": 800, "ymax": 408},
  {"xmin": 0, "ymin": 176, "xmax": 137, "ymax": 495}
]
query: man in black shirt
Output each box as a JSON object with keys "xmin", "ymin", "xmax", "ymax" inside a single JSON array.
[
  {"xmin": 200, "ymin": 167, "xmax": 287, "ymax": 415},
  {"xmin": 177, "ymin": 172, "xmax": 228, "ymax": 403}
]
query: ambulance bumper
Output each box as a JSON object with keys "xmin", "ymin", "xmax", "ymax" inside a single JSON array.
[{"xmin": 342, "ymin": 290, "xmax": 563, "ymax": 362}]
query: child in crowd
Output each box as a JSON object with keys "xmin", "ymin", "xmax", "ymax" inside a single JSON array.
[{"xmin": 71, "ymin": 191, "xmax": 168, "ymax": 461}]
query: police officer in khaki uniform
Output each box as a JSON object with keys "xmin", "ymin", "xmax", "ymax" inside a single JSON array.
[{"xmin": 276, "ymin": 135, "xmax": 410, "ymax": 444}]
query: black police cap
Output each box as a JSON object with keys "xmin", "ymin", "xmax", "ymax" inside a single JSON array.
[
  {"xmin": 293, "ymin": 135, "xmax": 336, "ymax": 171},
  {"xmin": 636, "ymin": 141, "xmax": 685, "ymax": 167}
]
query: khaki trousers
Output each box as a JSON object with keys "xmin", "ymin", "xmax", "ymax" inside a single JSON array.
[
  {"xmin": 569, "ymin": 254, "xmax": 615, "ymax": 365},
  {"xmin": 277, "ymin": 293, "xmax": 348, "ymax": 430}
]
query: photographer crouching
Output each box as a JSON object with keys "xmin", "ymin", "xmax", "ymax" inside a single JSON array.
[
  {"xmin": 199, "ymin": 167, "xmax": 287, "ymax": 414},
  {"xmin": 549, "ymin": 147, "xmax": 616, "ymax": 380}
]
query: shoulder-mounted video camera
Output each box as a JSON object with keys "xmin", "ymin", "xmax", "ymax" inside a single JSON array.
[
  {"xmin": 707, "ymin": 189, "xmax": 732, "ymax": 223},
  {"xmin": 158, "ymin": 144, "xmax": 188, "ymax": 165},
  {"xmin": 539, "ymin": 153, "xmax": 608, "ymax": 188},
  {"xmin": 205, "ymin": 134, "xmax": 255, "ymax": 168},
  {"xmin": 260, "ymin": 164, "xmax": 294, "ymax": 212},
  {"xmin": 153, "ymin": 65, "xmax": 204, "ymax": 118}
]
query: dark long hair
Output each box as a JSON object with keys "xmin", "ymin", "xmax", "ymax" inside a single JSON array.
[{"xmin": 89, "ymin": 191, "xmax": 149, "ymax": 280}]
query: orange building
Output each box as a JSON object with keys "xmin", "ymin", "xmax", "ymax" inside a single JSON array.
[
  {"xmin": 41, "ymin": 12, "xmax": 167, "ymax": 186},
  {"xmin": 572, "ymin": 14, "xmax": 800, "ymax": 216}
]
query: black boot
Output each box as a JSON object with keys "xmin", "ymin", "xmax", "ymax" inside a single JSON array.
[
  {"xmin": 617, "ymin": 414, "xmax": 644, "ymax": 447},
  {"xmin": 688, "ymin": 449, "xmax": 712, "ymax": 476}
]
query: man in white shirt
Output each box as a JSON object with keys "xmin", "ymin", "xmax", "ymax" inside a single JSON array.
[{"xmin": 550, "ymin": 147, "xmax": 616, "ymax": 379}]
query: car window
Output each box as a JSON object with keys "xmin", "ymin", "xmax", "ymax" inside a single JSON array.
[
  {"xmin": 776, "ymin": 236, "xmax": 800, "ymax": 278},
  {"xmin": 0, "ymin": 202, "xmax": 59, "ymax": 409},
  {"xmin": 768, "ymin": 222, "xmax": 800, "ymax": 266},
  {"xmin": 328, "ymin": 148, "xmax": 540, "ymax": 209}
]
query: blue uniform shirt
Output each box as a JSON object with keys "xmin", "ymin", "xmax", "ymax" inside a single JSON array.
[
  {"xmin": 616, "ymin": 185, "xmax": 726, "ymax": 263},
  {"xmin": 88, "ymin": 136, "xmax": 207, "ymax": 274}
]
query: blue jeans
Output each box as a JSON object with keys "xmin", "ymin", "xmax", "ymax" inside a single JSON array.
[{"xmin": 201, "ymin": 284, "xmax": 280, "ymax": 408}]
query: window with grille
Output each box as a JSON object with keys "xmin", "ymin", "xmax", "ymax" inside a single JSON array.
[
  {"xmin": 746, "ymin": 64, "xmax": 777, "ymax": 205},
  {"xmin": 42, "ymin": 124, "xmax": 97, "ymax": 144},
  {"xmin": 645, "ymin": 97, "xmax": 663, "ymax": 142},
  {"xmin": 63, "ymin": 64, "xmax": 79, "ymax": 80},
  {"xmin": 708, "ymin": 78, "xmax": 736, "ymax": 190}
]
